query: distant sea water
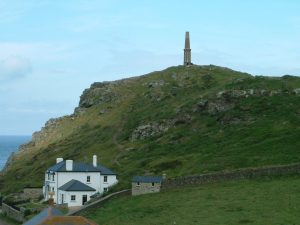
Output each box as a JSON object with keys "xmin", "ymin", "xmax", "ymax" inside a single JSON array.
[{"xmin": 0, "ymin": 135, "xmax": 31, "ymax": 170}]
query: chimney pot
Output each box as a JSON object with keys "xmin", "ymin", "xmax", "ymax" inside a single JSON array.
[
  {"xmin": 66, "ymin": 160, "xmax": 73, "ymax": 171},
  {"xmin": 93, "ymin": 155, "xmax": 97, "ymax": 167},
  {"xmin": 56, "ymin": 158, "xmax": 63, "ymax": 164}
]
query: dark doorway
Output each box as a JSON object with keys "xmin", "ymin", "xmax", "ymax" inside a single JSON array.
[{"xmin": 82, "ymin": 195, "xmax": 87, "ymax": 205}]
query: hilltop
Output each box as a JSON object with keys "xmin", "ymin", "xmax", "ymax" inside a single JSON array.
[{"xmin": 1, "ymin": 65, "xmax": 300, "ymax": 193}]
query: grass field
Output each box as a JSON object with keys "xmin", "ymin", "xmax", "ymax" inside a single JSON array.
[{"xmin": 81, "ymin": 175, "xmax": 300, "ymax": 225}]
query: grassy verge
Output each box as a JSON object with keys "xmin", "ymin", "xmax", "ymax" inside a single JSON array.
[
  {"xmin": 0, "ymin": 213, "xmax": 21, "ymax": 225},
  {"xmin": 81, "ymin": 175, "xmax": 300, "ymax": 225}
]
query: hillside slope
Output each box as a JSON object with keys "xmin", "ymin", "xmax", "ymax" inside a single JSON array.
[
  {"xmin": 81, "ymin": 175, "xmax": 300, "ymax": 225},
  {"xmin": 1, "ymin": 65, "xmax": 300, "ymax": 193}
]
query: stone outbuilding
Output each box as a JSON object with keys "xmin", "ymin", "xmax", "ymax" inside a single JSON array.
[{"xmin": 132, "ymin": 176, "xmax": 163, "ymax": 196}]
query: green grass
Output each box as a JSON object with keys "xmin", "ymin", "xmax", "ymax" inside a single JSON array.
[
  {"xmin": 81, "ymin": 175, "xmax": 300, "ymax": 225},
  {"xmin": 1, "ymin": 65, "xmax": 300, "ymax": 193},
  {"xmin": 0, "ymin": 213, "xmax": 21, "ymax": 225}
]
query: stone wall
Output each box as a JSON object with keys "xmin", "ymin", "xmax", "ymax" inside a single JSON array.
[
  {"xmin": 162, "ymin": 164, "xmax": 300, "ymax": 190},
  {"xmin": 132, "ymin": 182, "xmax": 161, "ymax": 196},
  {"xmin": 23, "ymin": 188, "xmax": 43, "ymax": 200},
  {"xmin": 1, "ymin": 203, "xmax": 25, "ymax": 222}
]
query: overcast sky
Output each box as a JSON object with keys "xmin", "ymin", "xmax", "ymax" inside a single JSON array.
[{"xmin": 1, "ymin": 0, "xmax": 300, "ymax": 135}]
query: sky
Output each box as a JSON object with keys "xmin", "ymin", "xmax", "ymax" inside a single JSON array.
[{"xmin": 0, "ymin": 0, "xmax": 300, "ymax": 135}]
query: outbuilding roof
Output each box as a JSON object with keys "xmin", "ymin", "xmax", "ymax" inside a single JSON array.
[
  {"xmin": 132, "ymin": 176, "xmax": 163, "ymax": 183},
  {"xmin": 58, "ymin": 179, "xmax": 96, "ymax": 192},
  {"xmin": 47, "ymin": 161, "xmax": 116, "ymax": 175}
]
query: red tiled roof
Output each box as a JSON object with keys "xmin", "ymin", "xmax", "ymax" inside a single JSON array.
[{"xmin": 38, "ymin": 216, "xmax": 98, "ymax": 225}]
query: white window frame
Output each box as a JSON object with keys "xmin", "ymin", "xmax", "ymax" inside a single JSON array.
[
  {"xmin": 104, "ymin": 176, "xmax": 108, "ymax": 183},
  {"xmin": 87, "ymin": 176, "xmax": 91, "ymax": 183}
]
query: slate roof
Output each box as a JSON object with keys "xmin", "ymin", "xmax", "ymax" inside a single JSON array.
[
  {"xmin": 47, "ymin": 161, "xmax": 116, "ymax": 175},
  {"xmin": 132, "ymin": 176, "xmax": 163, "ymax": 183},
  {"xmin": 23, "ymin": 206, "xmax": 63, "ymax": 225},
  {"xmin": 58, "ymin": 179, "xmax": 96, "ymax": 192}
]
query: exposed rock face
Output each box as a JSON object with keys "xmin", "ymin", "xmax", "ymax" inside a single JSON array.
[
  {"xmin": 217, "ymin": 88, "xmax": 300, "ymax": 99},
  {"xmin": 31, "ymin": 117, "xmax": 67, "ymax": 145},
  {"xmin": 207, "ymin": 101, "xmax": 235, "ymax": 115},
  {"xmin": 131, "ymin": 114, "xmax": 192, "ymax": 141},
  {"xmin": 195, "ymin": 99, "xmax": 208, "ymax": 112},
  {"xmin": 293, "ymin": 88, "xmax": 300, "ymax": 95},
  {"xmin": 131, "ymin": 122, "xmax": 171, "ymax": 140},
  {"xmin": 194, "ymin": 98, "xmax": 234, "ymax": 115},
  {"xmin": 78, "ymin": 82, "xmax": 121, "ymax": 109}
]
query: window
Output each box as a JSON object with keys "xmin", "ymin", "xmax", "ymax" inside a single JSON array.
[
  {"xmin": 137, "ymin": 182, "xmax": 140, "ymax": 186},
  {"xmin": 52, "ymin": 174, "xmax": 55, "ymax": 181},
  {"xmin": 47, "ymin": 173, "xmax": 50, "ymax": 180},
  {"xmin": 152, "ymin": 182, "xmax": 155, "ymax": 187},
  {"xmin": 52, "ymin": 187, "xmax": 55, "ymax": 192},
  {"xmin": 104, "ymin": 188, "xmax": 108, "ymax": 192},
  {"xmin": 71, "ymin": 195, "xmax": 76, "ymax": 201},
  {"xmin": 104, "ymin": 176, "xmax": 108, "ymax": 183},
  {"xmin": 87, "ymin": 176, "xmax": 90, "ymax": 183}
]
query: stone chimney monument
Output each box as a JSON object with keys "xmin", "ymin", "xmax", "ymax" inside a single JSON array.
[{"xmin": 183, "ymin": 31, "xmax": 192, "ymax": 66}]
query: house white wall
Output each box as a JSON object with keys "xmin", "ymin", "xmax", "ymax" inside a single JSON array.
[{"xmin": 58, "ymin": 190, "xmax": 95, "ymax": 207}]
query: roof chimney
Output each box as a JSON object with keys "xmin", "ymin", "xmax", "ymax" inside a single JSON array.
[
  {"xmin": 56, "ymin": 158, "xmax": 63, "ymax": 164},
  {"xmin": 93, "ymin": 155, "xmax": 97, "ymax": 167},
  {"xmin": 66, "ymin": 160, "xmax": 73, "ymax": 171}
]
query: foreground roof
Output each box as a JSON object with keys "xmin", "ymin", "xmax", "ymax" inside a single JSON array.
[
  {"xmin": 132, "ymin": 176, "xmax": 163, "ymax": 183},
  {"xmin": 58, "ymin": 179, "xmax": 96, "ymax": 192},
  {"xmin": 23, "ymin": 206, "xmax": 63, "ymax": 225},
  {"xmin": 39, "ymin": 216, "xmax": 98, "ymax": 225},
  {"xmin": 47, "ymin": 161, "xmax": 116, "ymax": 175}
]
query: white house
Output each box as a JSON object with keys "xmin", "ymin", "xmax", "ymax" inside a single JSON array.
[{"xmin": 43, "ymin": 155, "xmax": 118, "ymax": 207}]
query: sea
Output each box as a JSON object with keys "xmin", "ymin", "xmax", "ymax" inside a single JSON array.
[{"xmin": 0, "ymin": 135, "xmax": 31, "ymax": 171}]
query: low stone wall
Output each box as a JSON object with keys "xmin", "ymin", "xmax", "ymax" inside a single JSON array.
[
  {"xmin": 162, "ymin": 163, "xmax": 300, "ymax": 190},
  {"xmin": 1, "ymin": 203, "xmax": 25, "ymax": 222},
  {"xmin": 23, "ymin": 188, "xmax": 43, "ymax": 200}
]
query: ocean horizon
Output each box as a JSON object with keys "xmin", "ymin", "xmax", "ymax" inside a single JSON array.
[{"xmin": 0, "ymin": 135, "xmax": 31, "ymax": 170}]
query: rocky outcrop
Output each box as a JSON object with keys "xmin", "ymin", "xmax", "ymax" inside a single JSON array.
[
  {"xmin": 31, "ymin": 117, "xmax": 68, "ymax": 145},
  {"xmin": 78, "ymin": 81, "xmax": 121, "ymax": 109},
  {"xmin": 131, "ymin": 122, "xmax": 171, "ymax": 141},
  {"xmin": 217, "ymin": 88, "xmax": 300, "ymax": 99},
  {"xmin": 194, "ymin": 98, "xmax": 234, "ymax": 115},
  {"xmin": 131, "ymin": 114, "xmax": 192, "ymax": 140}
]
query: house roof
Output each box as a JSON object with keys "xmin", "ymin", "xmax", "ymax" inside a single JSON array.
[
  {"xmin": 132, "ymin": 176, "xmax": 163, "ymax": 183},
  {"xmin": 58, "ymin": 179, "xmax": 96, "ymax": 192},
  {"xmin": 39, "ymin": 216, "xmax": 98, "ymax": 225},
  {"xmin": 23, "ymin": 206, "xmax": 63, "ymax": 225},
  {"xmin": 47, "ymin": 161, "xmax": 116, "ymax": 175}
]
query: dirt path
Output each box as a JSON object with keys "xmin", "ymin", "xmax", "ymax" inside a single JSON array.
[{"xmin": 112, "ymin": 114, "xmax": 129, "ymax": 166}]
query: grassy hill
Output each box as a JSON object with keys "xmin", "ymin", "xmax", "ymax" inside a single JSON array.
[
  {"xmin": 80, "ymin": 175, "xmax": 300, "ymax": 225},
  {"xmin": 1, "ymin": 65, "xmax": 300, "ymax": 193}
]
